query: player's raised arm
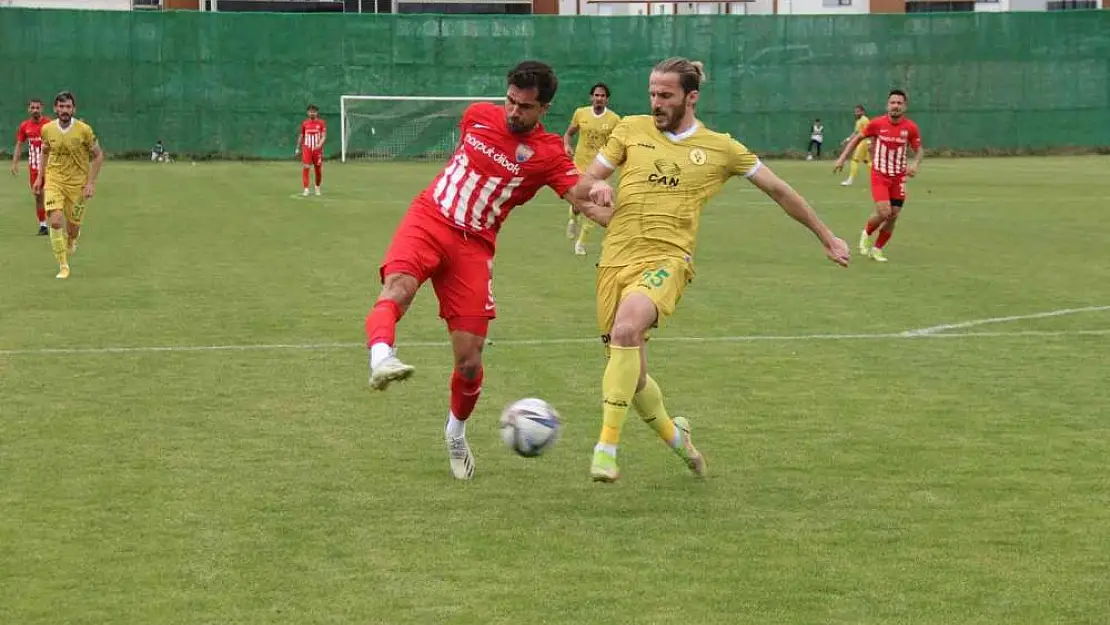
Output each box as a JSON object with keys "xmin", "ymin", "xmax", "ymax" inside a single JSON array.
[{"xmin": 747, "ymin": 165, "xmax": 850, "ymax": 267}]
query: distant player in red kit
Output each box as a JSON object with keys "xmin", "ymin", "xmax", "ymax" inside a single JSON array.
[
  {"xmin": 11, "ymin": 98, "xmax": 51, "ymax": 235},
  {"xmin": 834, "ymin": 89, "xmax": 923, "ymax": 262},
  {"xmin": 364, "ymin": 61, "xmax": 611, "ymax": 480},
  {"xmin": 295, "ymin": 104, "xmax": 326, "ymax": 196}
]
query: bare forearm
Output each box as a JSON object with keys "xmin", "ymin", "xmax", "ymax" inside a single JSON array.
[
  {"xmin": 12, "ymin": 142, "xmax": 21, "ymax": 164},
  {"xmin": 88, "ymin": 153, "xmax": 104, "ymax": 184},
  {"xmin": 772, "ymin": 185, "xmax": 835, "ymax": 244}
]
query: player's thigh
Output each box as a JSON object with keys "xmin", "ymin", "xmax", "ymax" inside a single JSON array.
[
  {"xmin": 431, "ymin": 239, "xmax": 495, "ymax": 322},
  {"xmin": 870, "ymin": 174, "xmax": 894, "ymax": 204},
  {"xmin": 44, "ymin": 183, "xmax": 78, "ymax": 220},
  {"xmin": 380, "ymin": 211, "xmax": 446, "ymax": 285},
  {"xmin": 313, "ymin": 150, "xmax": 323, "ymax": 166},
  {"xmin": 892, "ymin": 177, "xmax": 908, "ymax": 202}
]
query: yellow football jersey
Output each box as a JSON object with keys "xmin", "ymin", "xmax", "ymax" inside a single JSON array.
[
  {"xmin": 571, "ymin": 106, "xmax": 620, "ymax": 170},
  {"xmin": 596, "ymin": 115, "xmax": 761, "ymax": 268},
  {"xmin": 41, "ymin": 119, "xmax": 98, "ymax": 187},
  {"xmin": 854, "ymin": 115, "xmax": 870, "ymax": 135}
]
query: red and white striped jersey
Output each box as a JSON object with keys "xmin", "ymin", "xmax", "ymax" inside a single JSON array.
[
  {"xmin": 301, "ymin": 118, "xmax": 326, "ymax": 150},
  {"xmin": 17, "ymin": 116, "xmax": 50, "ymax": 171},
  {"xmin": 862, "ymin": 115, "xmax": 921, "ymax": 177},
  {"xmin": 415, "ymin": 102, "xmax": 579, "ymax": 246}
]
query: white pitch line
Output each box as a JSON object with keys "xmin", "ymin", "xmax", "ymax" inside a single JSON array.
[
  {"xmin": 1, "ymin": 329, "xmax": 1108, "ymax": 357},
  {"xmin": 902, "ymin": 305, "xmax": 1110, "ymax": 336}
]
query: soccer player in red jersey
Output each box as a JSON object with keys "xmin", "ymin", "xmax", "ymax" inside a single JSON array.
[
  {"xmin": 11, "ymin": 98, "xmax": 51, "ymax": 235},
  {"xmin": 834, "ymin": 89, "xmax": 923, "ymax": 262},
  {"xmin": 295, "ymin": 104, "xmax": 326, "ymax": 196},
  {"xmin": 364, "ymin": 61, "xmax": 611, "ymax": 480}
]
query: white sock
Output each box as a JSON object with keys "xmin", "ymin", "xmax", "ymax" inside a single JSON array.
[
  {"xmin": 445, "ymin": 413, "xmax": 466, "ymax": 439},
  {"xmin": 594, "ymin": 443, "xmax": 618, "ymax": 456},
  {"xmin": 39, "ymin": 221, "xmax": 46, "ymax": 227},
  {"xmin": 369, "ymin": 342, "xmax": 393, "ymax": 369}
]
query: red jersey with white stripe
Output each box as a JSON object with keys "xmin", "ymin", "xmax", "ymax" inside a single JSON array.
[
  {"xmin": 862, "ymin": 115, "xmax": 921, "ymax": 177},
  {"xmin": 17, "ymin": 116, "xmax": 51, "ymax": 171},
  {"xmin": 301, "ymin": 118, "xmax": 326, "ymax": 151},
  {"xmin": 415, "ymin": 102, "xmax": 579, "ymax": 246}
]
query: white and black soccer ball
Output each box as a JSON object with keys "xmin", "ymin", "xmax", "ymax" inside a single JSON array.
[{"xmin": 499, "ymin": 398, "xmax": 561, "ymax": 458}]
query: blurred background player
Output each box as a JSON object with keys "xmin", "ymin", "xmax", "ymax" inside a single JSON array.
[
  {"xmin": 834, "ymin": 90, "xmax": 923, "ymax": 263},
  {"xmin": 295, "ymin": 104, "xmax": 326, "ymax": 196},
  {"xmin": 35, "ymin": 91, "xmax": 104, "ymax": 279},
  {"xmin": 364, "ymin": 61, "xmax": 610, "ymax": 481},
  {"xmin": 563, "ymin": 82, "xmax": 620, "ymax": 256},
  {"xmin": 576, "ymin": 58, "xmax": 850, "ymax": 483},
  {"xmin": 151, "ymin": 139, "xmax": 172, "ymax": 163},
  {"xmin": 805, "ymin": 118, "xmax": 824, "ymax": 160},
  {"xmin": 839, "ymin": 105, "xmax": 871, "ymax": 186},
  {"xmin": 11, "ymin": 98, "xmax": 51, "ymax": 235}
]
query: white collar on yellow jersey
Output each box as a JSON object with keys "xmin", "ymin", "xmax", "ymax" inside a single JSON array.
[{"xmin": 663, "ymin": 122, "xmax": 700, "ymax": 143}]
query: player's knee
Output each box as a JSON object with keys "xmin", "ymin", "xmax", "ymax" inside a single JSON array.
[
  {"xmin": 380, "ymin": 273, "xmax": 418, "ymax": 308},
  {"xmin": 48, "ymin": 212, "xmax": 64, "ymax": 228},
  {"xmin": 877, "ymin": 204, "xmax": 893, "ymax": 220},
  {"xmin": 610, "ymin": 320, "xmax": 647, "ymax": 347},
  {"xmin": 454, "ymin": 354, "xmax": 483, "ymax": 380}
]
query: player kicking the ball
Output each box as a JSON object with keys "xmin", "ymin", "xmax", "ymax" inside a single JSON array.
[
  {"xmin": 575, "ymin": 58, "xmax": 850, "ymax": 483},
  {"xmin": 364, "ymin": 61, "xmax": 611, "ymax": 480},
  {"xmin": 834, "ymin": 90, "xmax": 923, "ymax": 262},
  {"xmin": 296, "ymin": 104, "xmax": 326, "ymax": 196}
]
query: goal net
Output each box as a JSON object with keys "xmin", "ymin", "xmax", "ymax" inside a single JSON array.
[{"xmin": 341, "ymin": 95, "xmax": 503, "ymax": 163}]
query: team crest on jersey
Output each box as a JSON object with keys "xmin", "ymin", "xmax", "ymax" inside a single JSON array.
[
  {"xmin": 688, "ymin": 148, "xmax": 707, "ymax": 166},
  {"xmin": 515, "ymin": 144, "xmax": 535, "ymax": 163}
]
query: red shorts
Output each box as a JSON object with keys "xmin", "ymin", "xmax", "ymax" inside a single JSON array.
[
  {"xmin": 871, "ymin": 172, "xmax": 906, "ymax": 203},
  {"xmin": 29, "ymin": 168, "xmax": 41, "ymax": 191},
  {"xmin": 301, "ymin": 148, "xmax": 322, "ymax": 166},
  {"xmin": 379, "ymin": 202, "xmax": 497, "ymax": 323}
]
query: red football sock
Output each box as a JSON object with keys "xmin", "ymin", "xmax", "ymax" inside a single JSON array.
[
  {"xmin": 314, "ymin": 164, "xmax": 322, "ymax": 186},
  {"xmin": 865, "ymin": 217, "xmax": 883, "ymax": 235},
  {"xmin": 450, "ymin": 366, "xmax": 484, "ymax": 421},
  {"xmin": 365, "ymin": 299, "xmax": 403, "ymax": 348},
  {"xmin": 875, "ymin": 230, "xmax": 893, "ymax": 249},
  {"xmin": 36, "ymin": 205, "xmax": 45, "ymax": 223},
  {"xmin": 301, "ymin": 168, "xmax": 309, "ymax": 188}
]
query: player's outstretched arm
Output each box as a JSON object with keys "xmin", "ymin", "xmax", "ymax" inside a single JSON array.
[
  {"xmin": 562, "ymin": 121, "xmax": 578, "ymax": 158},
  {"xmin": 85, "ymin": 141, "xmax": 105, "ymax": 199},
  {"xmin": 747, "ymin": 165, "xmax": 850, "ymax": 267},
  {"xmin": 833, "ymin": 134, "xmax": 863, "ymax": 172}
]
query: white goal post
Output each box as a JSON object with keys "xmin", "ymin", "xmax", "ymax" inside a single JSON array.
[{"xmin": 340, "ymin": 95, "xmax": 504, "ymax": 163}]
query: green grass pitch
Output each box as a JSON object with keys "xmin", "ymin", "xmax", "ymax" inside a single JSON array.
[{"xmin": 2, "ymin": 156, "xmax": 1108, "ymax": 624}]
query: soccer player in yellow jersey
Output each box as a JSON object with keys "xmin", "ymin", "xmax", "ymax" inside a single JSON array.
[
  {"xmin": 34, "ymin": 92, "xmax": 104, "ymax": 279},
  {"xmin": 839, "ymin": 105, "xmax": 871, "ymax": 186},
  {"xmin": 563, "ymin": 83, "xmax": 620, "ymax": 256},
  {"xmin": 571, "ymin": 58, "xmax": 851, "ymax": 483}
]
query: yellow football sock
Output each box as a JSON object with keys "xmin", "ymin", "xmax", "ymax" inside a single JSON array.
[
  {"xmin": 849, "ymin": 160, "xmax": 860, "ymax": 179},
  {"xmin": 568, "ymin": 205, "xmax": 579, "ymax": 222},
  {"xmin": 633, "ymin": 375, "xmax": 678, "ymax": 448},
  {"xmin": 576, "ymin": 220, "xmax": 593, "ymax": 245},
  {"xmin": 48, "ymin": 226, "xmax": 68, "ymax": 266},
  {"xmin": 599, "ymin": 345, "xmax": 641, "ymax": 447}
]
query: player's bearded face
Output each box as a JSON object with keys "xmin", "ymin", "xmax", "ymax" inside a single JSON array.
[
  {"xmin": 887, "ymin": 96, "xmax": 906, "ymax": 119},
  {"xmin": 505, "ymin": 85, "xmax": 547, "ymax": 134},
  {"xmin": 54, "ymin": 100, "xmax": 74, "ymax": 123},
  {"xmin": 29, "ymin": 102, "xmax": 42, "ymax": 120},
  {"xmin": 649, "ymin": 72, "xmax": 695, "ymax": 133}
]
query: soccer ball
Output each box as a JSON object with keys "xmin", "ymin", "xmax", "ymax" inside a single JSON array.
[{"xmin": 499, "ymin": 398, "xmax": 562, "ymax": 458}]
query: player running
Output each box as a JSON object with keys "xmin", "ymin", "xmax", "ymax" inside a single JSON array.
[
  {"xmin": 35, "ymin": 91, "xmax": 104, "ymax": 279},
  {"xmin": 838, "ymin": 105, "xmax": 871, "ymax": 186},
  {"xmin": 364, "ymin": 61, "xmax": 611, "ymax": 481},
  {"xmin": 563, "ymin": 82, "xmax": 620, "ymax": 256},
  {"xmin": 575, "ymin": 58, "xmax": 850, "ymax": 483},
  {"xmin": 834, "ymin": 90, "xmax": 923, "ymax": 262},
  {"xmin": 296, "ymin": 105, "xmax": 326, "ymax": 196},
  {"xmin": 11, "ymin": 98, "xmax": 51, "ymax": 235}
]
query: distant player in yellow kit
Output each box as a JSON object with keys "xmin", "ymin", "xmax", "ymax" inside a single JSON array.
[
  {"xmin": 839, "ymin": 105, "xmax": 871, "ymax": 186},
  {"xmin": 570, "ymin": 58, "xmax": 851, "ymax": 482},
  {"xmin": 34, "ymin": 91, "xmax": 104, "ymax": 279},
  {"xmin": 563, "ymin": 83, "xmax": 620, "ymax": 256}
]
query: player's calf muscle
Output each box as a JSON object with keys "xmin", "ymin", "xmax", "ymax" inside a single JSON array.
[{"xmin": 379, "ymin": 273, "xmax": 418, "ymax": 308}]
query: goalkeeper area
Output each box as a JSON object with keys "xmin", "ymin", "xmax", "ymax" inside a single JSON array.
[
  {"xmin": 341, "ymin": 95, "xmax": 503, "ymax": 162},
  {"xmin": 3, "ymin": 156, "xmax": 1109, "ymax": 624}
]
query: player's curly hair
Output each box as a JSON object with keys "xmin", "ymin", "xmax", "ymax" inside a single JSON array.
[
  {"xmin": 54, "ymin": 91, "xmax": 75, "ymax": 105},
  {"xmin": 507, "ymin": 61, "xmax": 559, "ymax": 104},
  {"xmin": 590, "ymin": 82, "xmax": 611, "ymax": 98},
  {"xmin": 653, "ymin": 58, "xmax": 707, "ymax": 94},
  {"xmin": 889, "ymin": 89, "xmax": 908, "ymax": 100}
]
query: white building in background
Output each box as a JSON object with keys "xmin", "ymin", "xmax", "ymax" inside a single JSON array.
[{"xmin": 0, "ymin": 0, "xmax": 133, "ymax": 8}]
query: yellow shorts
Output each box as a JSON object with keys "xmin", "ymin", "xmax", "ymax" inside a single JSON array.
[
  {"xmin": 44, "ymin": 182, "xmax": 87, "ymax": 225},
  {"xmin": 852, "ymin": 140, "xmax": 871, "ymax": 163},
  {"xmin": 596, "ymin": 256, "xmax": 694, "ymax": 343}
]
